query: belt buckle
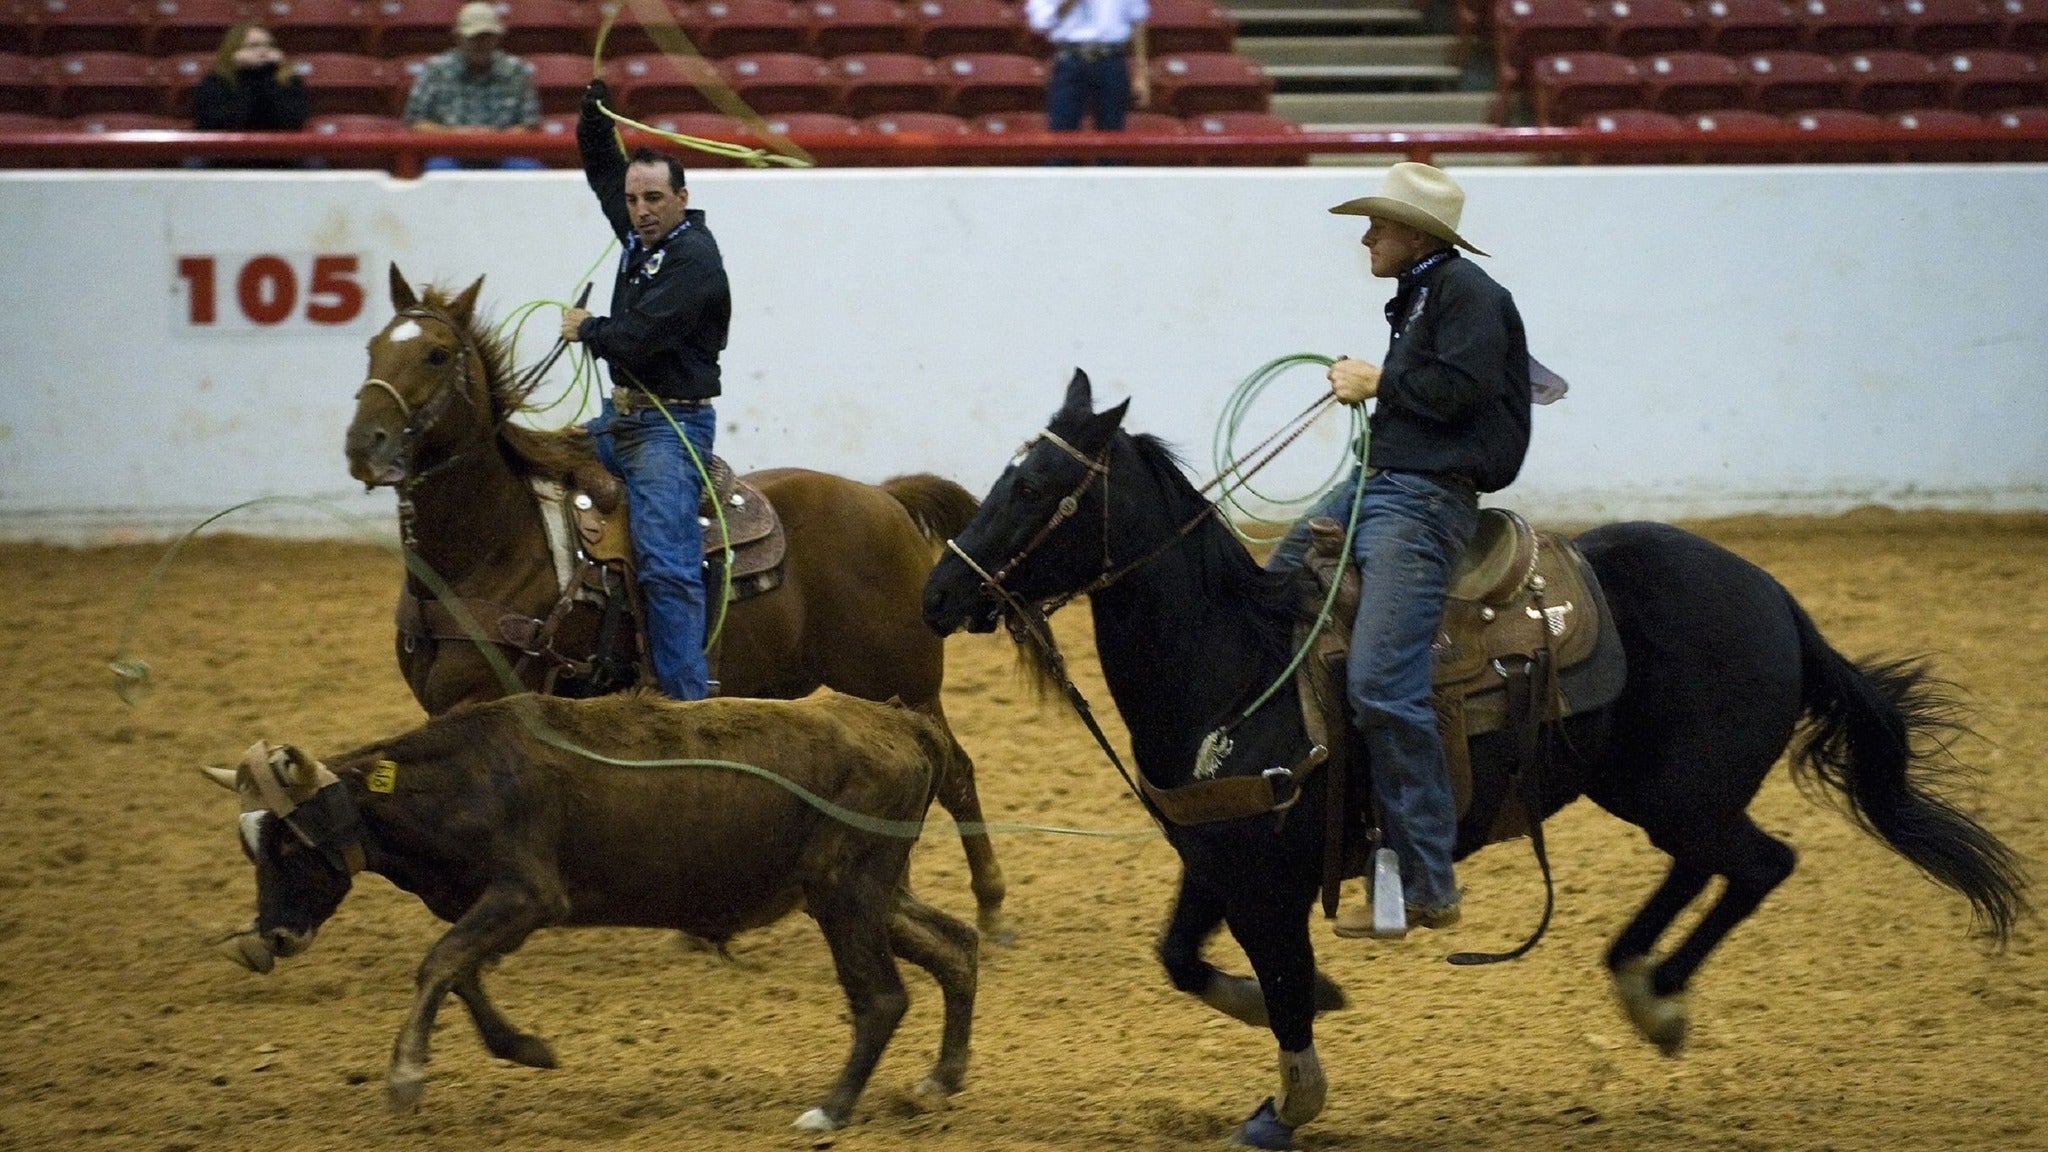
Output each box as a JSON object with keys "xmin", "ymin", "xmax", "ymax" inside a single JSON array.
[{"xmin": 612, "ymin": 386, "xmax": 636, "ymax": 414}]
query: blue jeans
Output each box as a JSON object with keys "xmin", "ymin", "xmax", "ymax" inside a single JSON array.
[
  {"xmin": 1268, "ymin": 467, "xmax": 1478, "ymax": 907},
  {"xmin": 1046, "ymin": 50, "xmax": 1131, "ymax": 131},
  {"xmin": 423, "ymin": 155, "xmax": 547, "ymax": 171},
  {"xmin": 587, "ymin": 399, "xmax": 716, "ymax": 700}
]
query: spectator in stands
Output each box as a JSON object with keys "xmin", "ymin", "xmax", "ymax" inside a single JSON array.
[
  {"xmin": 402, "ymin": 0, "xmax": 544, "ymax": 170},
  {"xmin": 1026, "ymin": 0, "xmax": 1151, "ymax": 133},
  {"xmin": 192, "ymin": 23, "xmax": 309, "ymax": 132},
  {"xmin": 1265, "ymin": 162, "xmax": 1532, "ymax": 942}
]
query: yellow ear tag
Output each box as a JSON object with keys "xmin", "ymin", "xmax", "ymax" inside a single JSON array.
[{"xmin": 366, "ymin": 760, "xmax": 399, "ymax": 794}]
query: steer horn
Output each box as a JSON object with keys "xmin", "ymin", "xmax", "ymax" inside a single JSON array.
[{"xmin": 199, "ymin": 765, "xmax": 239, "ymax": 791}]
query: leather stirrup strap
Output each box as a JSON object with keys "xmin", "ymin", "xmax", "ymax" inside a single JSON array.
[{"xmin": 1449, "ymin": 644, "xmax": 1559, "ymax": 966}]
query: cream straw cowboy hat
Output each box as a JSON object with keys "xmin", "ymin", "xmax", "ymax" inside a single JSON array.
[
  {"xmin": 455, "ymin": 1, "xmax": 506, "ymax": 38},
  {"xmin": 1328, "ymin": 162, "xmax": 1489, "ymax": 257}
]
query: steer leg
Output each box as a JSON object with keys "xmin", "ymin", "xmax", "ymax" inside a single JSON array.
[
  {"xmin": 389, "ymin": 884, "xmax": 554, "ymax": 1114},
  {"xmin": 796, "ymin": 873, "xmax": 911, "ymax": 1131},
  {"xmin": 452, "ymin": 970, "xmax": 557, "ymax": 1069},
  {"xmin": 887, "ymin": 892, "xmax": 979, "ymax": 1099},
  {"xmin": 919, "ymin": 702, "xmax": 1011, "ymax": 944}
]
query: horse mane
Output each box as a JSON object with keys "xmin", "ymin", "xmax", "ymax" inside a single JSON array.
[{"xmin": 418, "ymin": 283, "xmax": 595, "ymax": 484}]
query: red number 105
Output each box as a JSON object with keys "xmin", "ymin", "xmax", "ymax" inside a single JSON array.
[{"xmin": 176, "ymin": 254, "xmax": 365, "ymax": 326}]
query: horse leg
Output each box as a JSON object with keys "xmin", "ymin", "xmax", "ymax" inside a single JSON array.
[
  {"xmin": 885, "ymin": 892, "xmax": 979, "ymax": 1099},
  {"xmin": 1158, "ymin": 871, "xmax": 1346, "ymax": 1029},
  {"xmin": 798, "ymin": 877, "xmax": 911, "ymax": 1131},
  {"xmin": 1610, "ymin": 817, "xmax": 1795, "ymax": 1056},
  {"xmin": 919, "ymin": 699, "xmax": 1011, "ymax": 944},
  {"xmin": 388, "ymin": 884, "xmax": 553, "ymax": 1113},
  {"xmin": 1222, "ymin": 897, "xmax": 1329, "ymax": 1151},
  {"xmin": 451, "ymin": 968, "xmax": 557, "ymax": 1070}
]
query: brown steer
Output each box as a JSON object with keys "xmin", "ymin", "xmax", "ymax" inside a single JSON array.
[{"xmin": 200, "ymin": 690, "xmax": 977, "ymax": 1131}]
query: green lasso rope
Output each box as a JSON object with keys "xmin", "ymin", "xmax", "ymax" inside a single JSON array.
[{"xmin": 1211, "ymin": 353, "xmax": 1365, "ymax": 548}]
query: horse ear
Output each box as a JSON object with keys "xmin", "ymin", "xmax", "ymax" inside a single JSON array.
[
  {"xmin": 389, "ymin": 263, "xmax": 417, "ymax": 311},
  {"xmin": 1082, "ymin": 397, "xmax": 1130, "ymax": 445},
  {"xmin": 1060, "ymin": 368, "xmax": 1094, "ymax": 418},
  {"xmin": 447, "ymin": 276, "xmax": 486, "ymax": 326}
]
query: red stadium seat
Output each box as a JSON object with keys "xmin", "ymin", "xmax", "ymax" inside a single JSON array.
[
  {"xmin": 1998, "ymin": 0, "xmax": 2048, "ymax": 47},
  {"xmin": 497, "ymin": 0, "xmax": 598, "ymax": 55},
  {"xmin": 1837, "ymin": 47, "xmax": 1945, "ymax": 108},
  {"xmin": 693, "ymin": 0, "xmax": 807, "ymax": 56},
  {"xmin": 31, "ymin": 0, "xmax": 145, "ymax": 54},
  {"xmin": 1795, "ymin": 0, "xmax": 1897, "ymax": 52},
  {"xmin": 1988, "ymin": 100, "xmax": 2048, "ymax": 153},
  {"xmin": 1593, "ymin": 0, "xmax": 1703, "ymax": 55},
  {"xmin": 908, "ymin": 0, "xmax": 1021, "ymax": 55},
  {"xmin": 1492, "ymin": 0, "xmax": 1604, "ymax": 89},
  {"xmin": 719, "ymin": 50, "xmax": 833, "ymax": 111},
  {"xmin": 1577, "ymin": 106, "xmax": 1687, "ymax": 160},
  {"xmin": 48, "ymin": 51, "xmax": 161, "ymax": 116},
  {"xmin": 309, "ymin": 109, "xmax": 406, "ymax": 130},
  {"xmin": 1530, "ymin": 50, "xmax": 1642, "ymax": 123},
  {"xmin": 147, "ymin": 0, "xmax": 247, "ymax": 54},
  {"xmin": 758, "ymin": 107, "xmax": 861, "ymax": 132},
  {"xmin": 936, "ymin": 50, "xmax": 1044, "ymax": 114},
  {"xmin": 1639, "ymin": 49, "xmax": 1746, "ymax": 111},
  {"xmin": 0, "ymin": 0, "xmax": 40, "ymax": 53},
  {"xmin": 1146, "ymin": 0, "xmax": 1237, "ymax": 54},
  {"xmin": 0, "ymin": 110, "xmax": 62, "ymax": 130},
  {"xmin": 70, "ymin": 109, "xmax": 182, "ymax": 127},
  {"xmin": 1121, "ymin": 109, "xmax": 1186, "ymax": 131},
  {"xmin": 1740, "ymin": 48, "xmax": 1846, "ymax": 108},
  {"xmin": 369, "ymin": 0, "xmax": 465, "ymax": 56},
  {"xmin": 1184, "ymin": 108, "xmax": 1301, "ymax": 132},
  {"xmin": 971, "ymin": 107, "xmax": 1042, "ymax": 130},
  {"xmin": 1888, "ymin": 103, "xmax": 1992, "ymax": 152},
  {"xmin": 860, "ymin": 106, "xmax": 967, "ymax": 131},
  {"xmin": 1699, "ymin": 0, "xmax": 1803, "ymax": 49},
  {"xmin": 829, "ymin": 50, "xmax": 941, "ymax": 115},
  {"xmin": 1147, "ymin": 51, "xmax": 1272, "ymax": 114},
  {"xmin": 0, "ymin": 51, "xmax": 51, "ymax": 116},
  {"xmin": 524, "ymin": 50, "xmax": 595, "ymax": 114},
  {"xmin": 536, "ymin": 106, "xmax": 576, "ymax": 132},
  {"xmin": 160, "ymin": 48, "xmax": 220, "ymax": 115},
  {"xmin": 1784, "ymin": 103, "xmax": 1891, "ymax": 155},
  {"xmin": 263, "ymin": 0, "xmax": 376, "ymax": 55},
  {"xmin": 1896, "ymin": 0, "xmax": 2001, "ymax": 48},
  {"xmin": 606, "ymin": 50, "xmax": 722, "ymax": 114},
  {"xmin": 1937, "ymin": 46, "xmax": 2043, "ymax": 106},
  {"xmin": 804, "ymin": 0, "xmax": 913, "ymax": 56},
  {"xmin": 292, "ymin": 50, "xmax": 393, "ymax": 115}
]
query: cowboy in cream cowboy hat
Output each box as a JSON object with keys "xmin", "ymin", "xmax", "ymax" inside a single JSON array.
[{"xmin": 1328, "ymin": 161, "xmax": 1489, "ymax": 257}]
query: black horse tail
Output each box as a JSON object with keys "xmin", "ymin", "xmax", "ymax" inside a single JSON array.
[
  {"xmin": 1786, "ymin": 597, "xmax": 2029, "ymax": 945},
  {"xmin": 882, "ymin": 473, "xmax": 980, "ymax": 544}
]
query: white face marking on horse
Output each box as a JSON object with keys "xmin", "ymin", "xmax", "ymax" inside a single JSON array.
[{"xmin": 387, "ymin": 319, "xmax": 423, "ymax": 343}]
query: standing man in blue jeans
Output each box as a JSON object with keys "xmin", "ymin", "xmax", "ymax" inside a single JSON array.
[
  {"xmin": 1267, "ymin": 163, "xmax": 1532, "ymax": 937},
  {"xmin": 1027, "ymin": 0, "xmax": 1151, "ymax": 133},
  {"xmin": 561, "ymin": 78, "xmax": 730, "ymax": 701}
]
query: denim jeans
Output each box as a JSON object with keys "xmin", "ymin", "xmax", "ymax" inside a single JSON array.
[
  {"xmin": 1268, "ymin": 467, "xmax": 1478, "ymax": 907},
  {"xmin": 587, "ymin": 399, "xmax": 717, "ymax": 700},
  {"xmin": 1046, "ymin": 50, "xmax": 1131, "ymax": 131},
  {"xmin": 423, "ymin": 155, "xmax": 547, "ymax": 171}
]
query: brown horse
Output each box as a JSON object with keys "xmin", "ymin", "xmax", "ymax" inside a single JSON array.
[{"xmin": 342, "ymin": 265, "xmax": 1008, "ymax": 939}]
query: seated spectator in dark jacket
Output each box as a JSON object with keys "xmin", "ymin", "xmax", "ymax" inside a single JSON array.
[{"xmin": 192, "ymin": 23, "xmax": 308, "ymax": 131}]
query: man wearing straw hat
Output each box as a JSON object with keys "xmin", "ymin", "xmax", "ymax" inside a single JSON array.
[
  {"xmin": 1268, "ymin": 162, "xmax": 1533, "ymax": 939},
  {"xmin": 560, "ymin": 77, "xmax": 732, "ymax": 702}
]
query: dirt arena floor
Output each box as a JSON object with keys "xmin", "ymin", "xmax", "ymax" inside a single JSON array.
[{"xmin": 2, "ymin": 508, "xmax": 2044, "ymax": 1152}]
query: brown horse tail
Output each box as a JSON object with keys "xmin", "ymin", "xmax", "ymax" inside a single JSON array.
[{"xmin": 881, "ymin": 473, "xmax": 980, "ymax": 543}]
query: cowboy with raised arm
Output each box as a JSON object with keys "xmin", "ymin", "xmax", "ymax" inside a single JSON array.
[{"xmin": 1267, "ymin": 162, "xmax": 1534, "ymax": 938}]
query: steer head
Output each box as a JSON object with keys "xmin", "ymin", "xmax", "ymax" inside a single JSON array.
[{"xmin": 199, "ymin": 741, "xmax": 360, "ymax": 974}]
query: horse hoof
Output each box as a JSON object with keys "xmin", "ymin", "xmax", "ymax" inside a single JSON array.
[
  {"xmin": 792, "ymin": 1107, "xmax": 845, "ymax": 1133},
  {"xmin": 1231, "ymin": 1098, "xmax": 1295, "ymax": 1150},
  {"xmin": 1613, "ymin": 956, "xmax": 1689, "ymax": 1056},
  {"xmin": 386, "ymin": 1069, "xmax": 426, "ymax": 1114},
  {"xmin": 978, "ymin": 911, "xmax": 1018, "ymax": 948},
  {"xmin": 501, "ymin": 1035, "xmax": 557, "ymax": 1069}
]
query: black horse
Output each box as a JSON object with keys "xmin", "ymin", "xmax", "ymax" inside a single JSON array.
[{"xmin": 921, "ymin": 370, "xmax": 2027, "ymax": 1150}]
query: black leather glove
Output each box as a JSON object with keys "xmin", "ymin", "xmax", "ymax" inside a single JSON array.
[{"xmin": 581, "ymin": 78, "xmax": 611, "ymax": 116}]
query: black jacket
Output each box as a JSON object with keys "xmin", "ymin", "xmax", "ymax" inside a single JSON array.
[
  {"xmin": 575, "ymin": 109, "xmax": 730, "ymax": 402},
  {"xmin": 1367, "ymin": 251, "xmax": 1531, "ymax": 493},
  {"xmin": 191, "ymin": 67, "xmax": 309, "ymax": 131}
]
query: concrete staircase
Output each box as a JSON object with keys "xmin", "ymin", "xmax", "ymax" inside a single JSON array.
[{"xmin": 1227, "ymin": 0, "xmax": 1499, "ymax": 132}]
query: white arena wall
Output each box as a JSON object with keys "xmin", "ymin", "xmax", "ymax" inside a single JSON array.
[{"xmin": 1, "ymin": 164, "xmax": 2044, "ymax": 542}]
